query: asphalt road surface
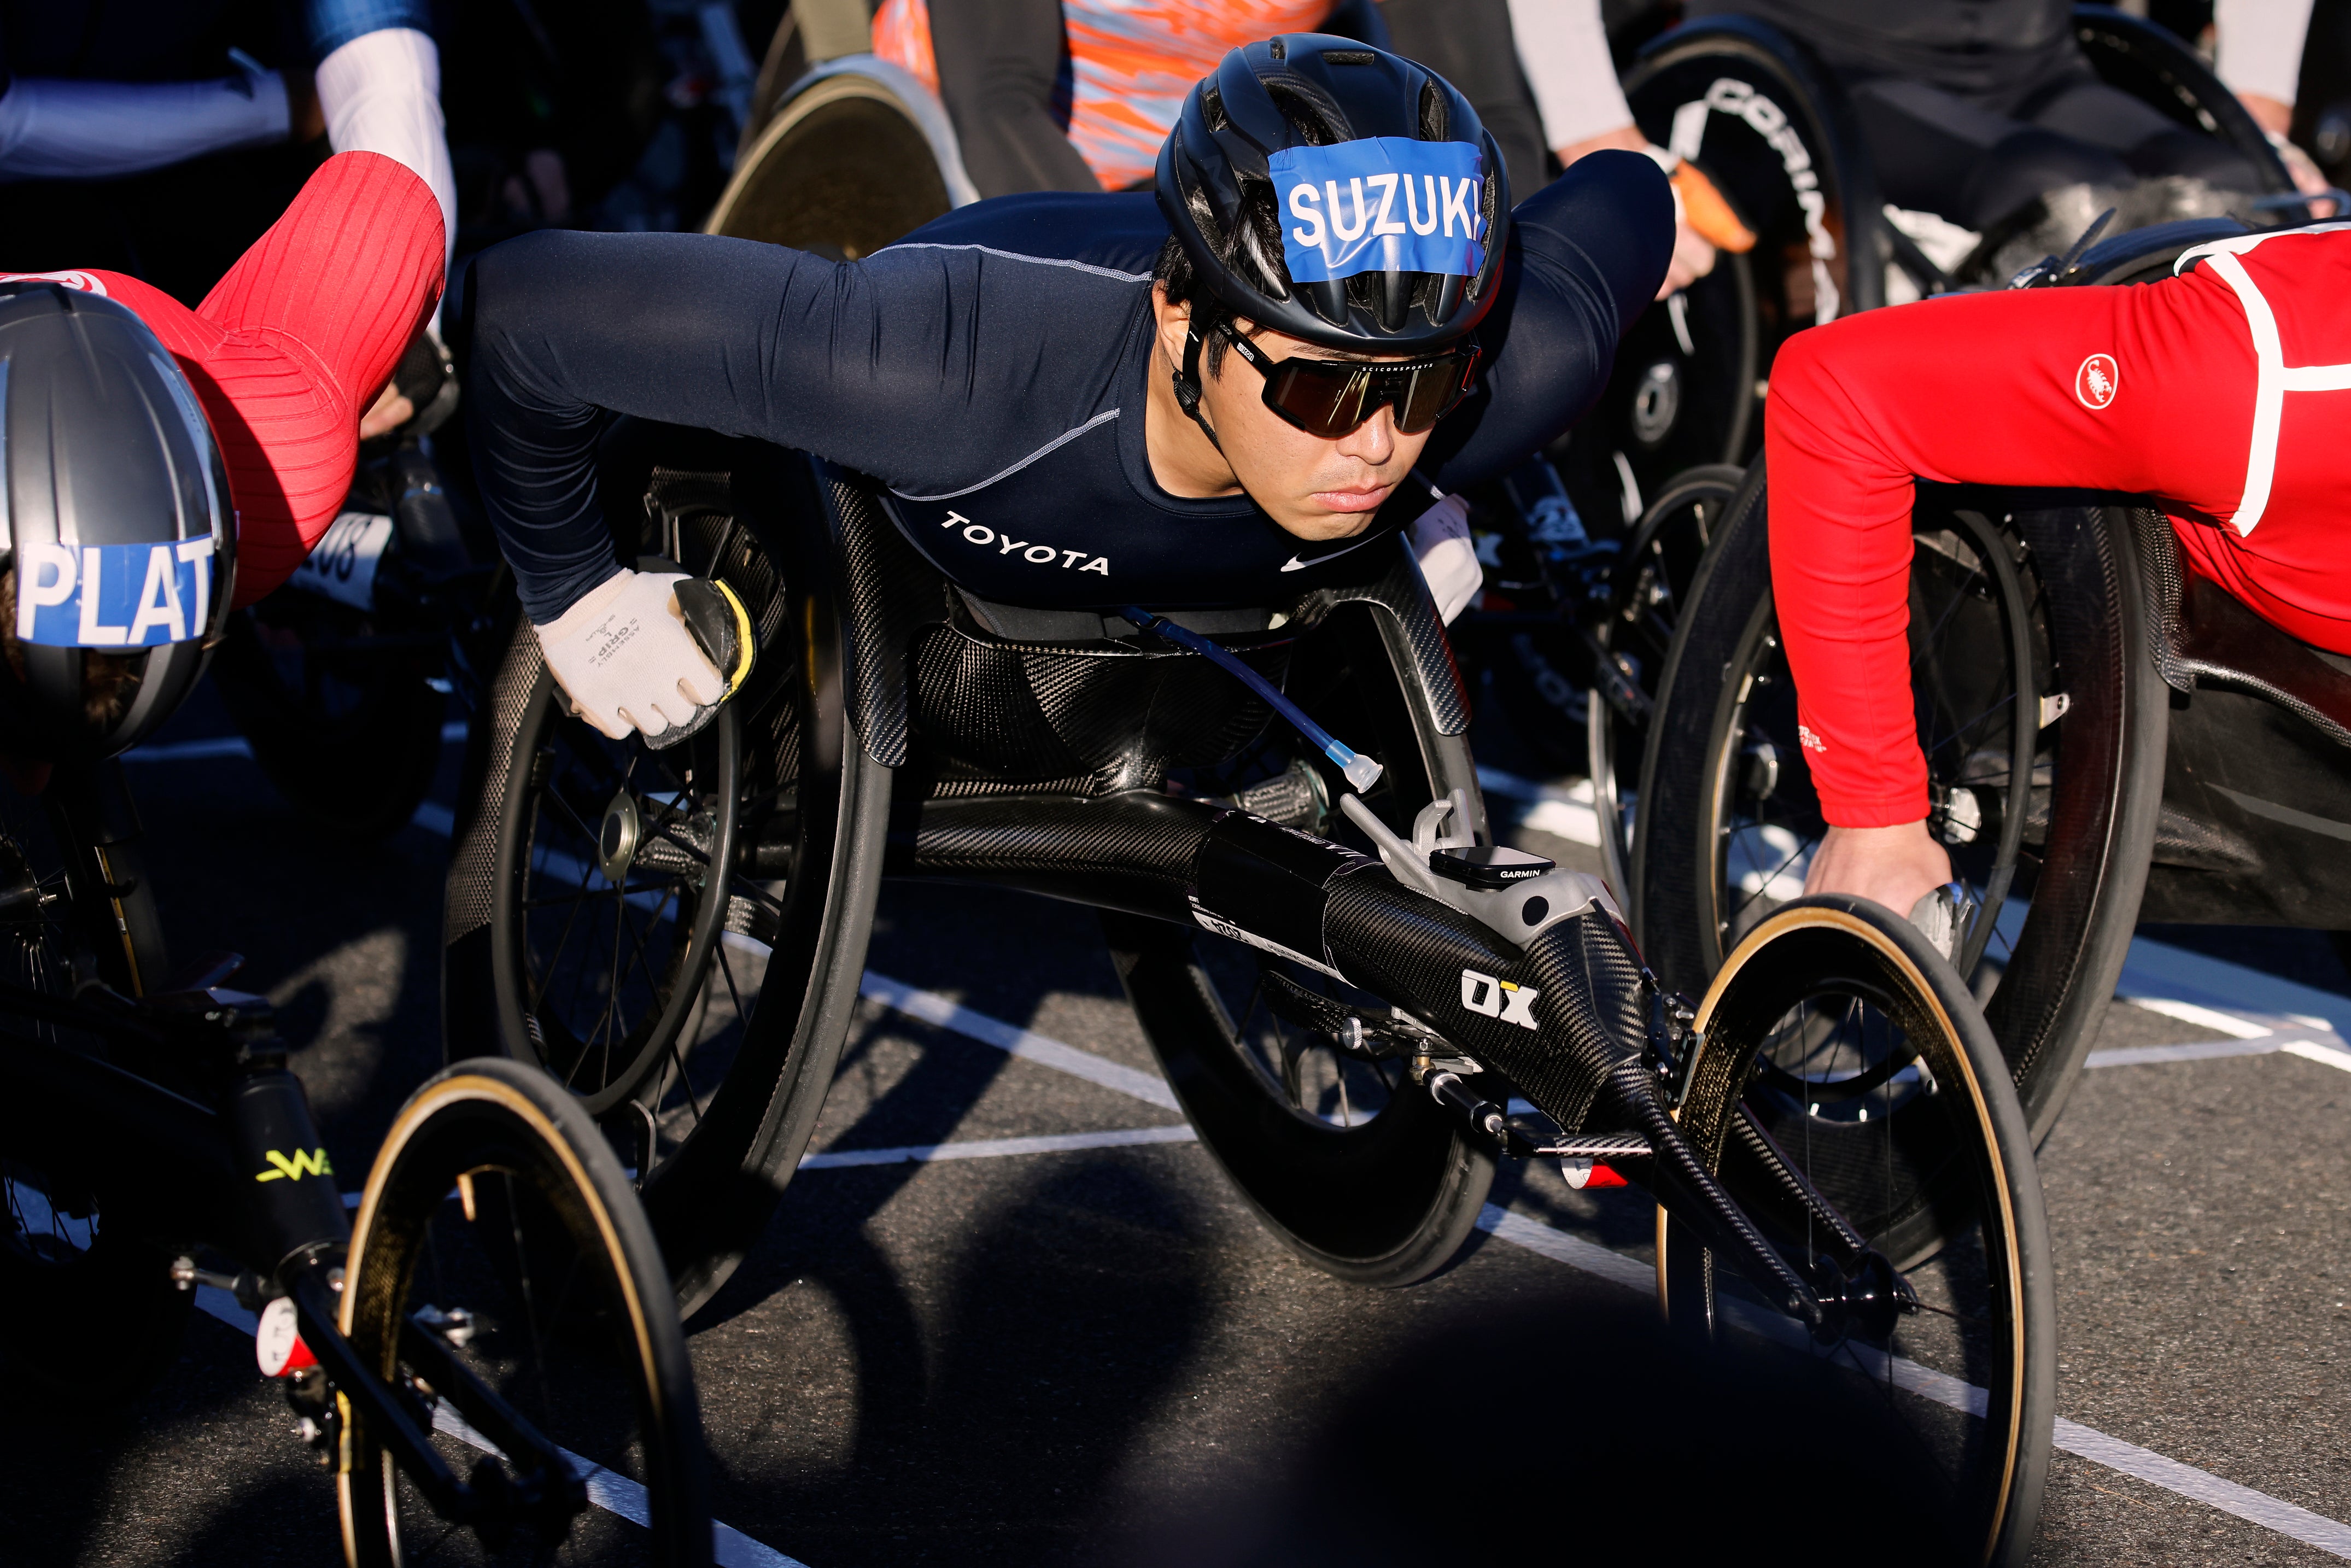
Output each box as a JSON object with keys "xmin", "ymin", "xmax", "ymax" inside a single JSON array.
[{"xmin": 5, "ymin": 680, "xmax": 2351, "ymax": 1567}]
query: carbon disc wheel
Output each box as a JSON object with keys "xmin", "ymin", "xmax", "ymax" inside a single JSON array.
[
  {"xmin": 1660, "ymin": 898, "xmax": 2054, "ymax": 1567},
  {"xmin": 1106, "ymin": 607, "xmax": 1495, "ymax": 1286}
]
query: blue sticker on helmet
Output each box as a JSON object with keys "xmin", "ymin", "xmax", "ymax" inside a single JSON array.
[
  {"xmin": 1270, "ymin": 137, "xmax": 1486, "ymax": 286},
  {"xmin": 16, "ymin": 538, "xmax": 217, "ymax": 649}
]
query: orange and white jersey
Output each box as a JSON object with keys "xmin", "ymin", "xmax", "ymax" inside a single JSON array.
[{"xmin": 874, "ymin": 0, "xmax": 1334, "ymax": 190}]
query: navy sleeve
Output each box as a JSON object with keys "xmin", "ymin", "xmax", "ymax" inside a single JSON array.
[
  {"xmin": 1418, "ymin": 150, "xmax": 1674, "ymax": 492},
  {"xmin": 464, "ymin": 227, "xmax": 1137, "ymax": 622}
]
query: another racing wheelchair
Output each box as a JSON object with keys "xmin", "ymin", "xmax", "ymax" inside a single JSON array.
[
  {"xmin": 0, "ymin": 285, "xmax": 712, "ymax": 1564},
  {"xmin": 443, "ymin": 410, "xmax": 2061, "ymax": 1558},
  {"xmin": 1633, "ymin": 212, "xmax": 2351, "ymax": 1187},
  {"xmin": 1553, "ymin": 5, "xmax": 2314, "ymax": 884}
]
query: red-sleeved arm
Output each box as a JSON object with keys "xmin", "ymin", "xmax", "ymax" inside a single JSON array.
[
  {"xmin": 1765, "ymin": 274, "xmax": 2257, "ymax": 827},
  {"xmin": 77, "ymin": 152, "xmax": 444, "ymax": 606}
]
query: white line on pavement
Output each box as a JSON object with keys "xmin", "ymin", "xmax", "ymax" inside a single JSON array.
[
  {"xmin": 2089, "ymin": 1038, "xmax": 2286, "ymax": 1068},
  {"xmin": 2122, "ymin": 996, "xmax": 2274, "ymax": 1039},
  {"xmin": 864, "ymin": 979, "xmax": 2351, "ymax": 1558},
  {"xmin": 2282, "ymin": 1039, "xmax": 2351, "ymax": 1073},
  {"xmin": 397, "ymin": 785, "xmax": 2351, "ymax": 1546},
  {"xmin": 1477, "ymin": 767, "xmax": 1605, "ymax": 846},
  {"xmin": 190, "ymin": 1286, "xmax": 803, "ymax": 1567},
  {"xmin": 857, "ymin": 971, "xmax": 1180, "ymax": 1111}
]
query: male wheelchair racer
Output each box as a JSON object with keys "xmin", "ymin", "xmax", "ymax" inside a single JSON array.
[
  {"xmin": 443, "ymin": 39, "xmax": 2061, "ymax": 1561},
  {"xmin": 0, "ymin": 255, "xmax": 714, "ymax": 1560},
  {"xmin": 1633, "ymin": 209, "xmax": 2351, "ymax": 1181}
]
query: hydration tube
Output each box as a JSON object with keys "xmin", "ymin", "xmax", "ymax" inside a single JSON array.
[{"xmin": 1124, "ymin": 606, "xmax": 1384, "ymax": 792}]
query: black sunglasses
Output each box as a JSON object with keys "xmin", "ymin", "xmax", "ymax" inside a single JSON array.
[{"xmin": 1214, "ymin": 320, "xmax": 1479, "ymax": 438}]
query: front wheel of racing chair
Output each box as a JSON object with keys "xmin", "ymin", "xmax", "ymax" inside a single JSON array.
[
  {"xmin": 442, "ymin": 433, "xmax": 892, "ymax": 1317},
  {"xmin": 1662, "ymin": 896, "xmax": 2056, "ymax": 1566},
  {"xmin": 1105, "ymin": 604, "xmax": 1501, "ymax": 1288},
  {"xmin": 1635, "ymin": 459, "xmax": 2169, "ymax": 1225}
]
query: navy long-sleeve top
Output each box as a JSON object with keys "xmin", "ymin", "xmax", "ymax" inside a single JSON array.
[{"xmin": 463, "ymin": 149, "xmax": 1671, "ymax": 623}]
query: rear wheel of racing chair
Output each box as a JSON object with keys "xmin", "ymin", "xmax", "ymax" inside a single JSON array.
[
  {"xmin": 1586, "ymin": 463, "xmax": 1747, "ymax": 896},
  {"xmin": 0, "ymin": 762, "xmax": 185, "ymax": 1406},
  {"xmin": 1635, "ymin": 463, "xmax": 2168, "ymax": 1191},
  {"xmin": 1661, "ymin": 896, "xmax": 2055, "ymax": 1565},
  {"xmin": 443, "ymin": 437, "xmax": 890, "ymax": 1317},
  {"xmin": 339, "ymin": 1056, "xmax": 711, "ymax": 1566},
  {"xmin": 1105, "ymin": 606, "xmax": 1499, "ymax": 1287},
  {"xmin": 704, "ymin": 54, "xmax": 975, "ymax": 256},
  {"xmin": 1559, "ymin": 17, "xmax": 1881, "ymax": 533}
]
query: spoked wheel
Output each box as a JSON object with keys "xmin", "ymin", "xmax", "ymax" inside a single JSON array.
[
  {"xmin": 339, "ymin": 1058, "xmax": 711, "ymax": 1566},
  {"xmin": 489, "ymin": 695, "xmax": 750, "ymax": 1126},
  {"xmin": 0, "ymin": 761, "xmax": 186, "ymax": 1406},
  {"xmin": 1589, "ymin": 463, "xmax": 1746, "ymax": 897},
  {"xmin": 1636, "ymin": 475, "xmax": 2165, "ymax": 1149},
  {"xmin": 1695, "ymin": 501, "xmax": 2042, "ymax": 972},
  {"xmin": 446, "ymin": 446, "xmax": 889, "ymax": 1316},
  {"xmin": 1660, "ymin": 898, "xmax": 2054, "ymax": 1567},
  {"xmin": 1105, "ymin": 608, "xmax": 1495, "ymax": 1286}
]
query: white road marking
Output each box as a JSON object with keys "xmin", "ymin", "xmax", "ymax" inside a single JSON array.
[
  {"xmin": 2282, "ymin": 1039, "xmax": 2351, "ymax": 1073},
  {"xmin": 858, "ymin": 970, "xmax": 1180, "ymax": 1110},
  {"xmin": 347, "ymin": 769, "xmax": 2351, "ymax": 1548},
  {"xmin": 859, "ymin": 981, "xmax": 2351, "ymax": 1558},
  {"xmin": 2089, "ymin": 1038, "xmax": 2286, "ymax": 1068},
  {"xmin": 802, "ymin": 1124, "xmax": 1196, "ymax": 1168},
  {"xmin": 189, "ymin": 1287, "xmax": 803, "ymax": 1567},
  {"xmin": 2123, "ymin": 997, "xmax": 2274, "ymax": 1039}
]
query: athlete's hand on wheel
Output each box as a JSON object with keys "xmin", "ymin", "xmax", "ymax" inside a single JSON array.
[
  {"xmin": 1802, "ymin": 821, "xmax": 1953, "ymax": 925},
  {"xmin": 534, "ymin": 569, "xmax": 727, "ymax": 744},
  {"xmin": 1410, "ymin": 493, "xmax": 1481, "ymax": 624}
]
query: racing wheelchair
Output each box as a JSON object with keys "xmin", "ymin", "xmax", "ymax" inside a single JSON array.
[
  {"xmin": 0, "ymin": 285, "xmax": 712, "ymax": 1564},
  {"xmin": 442, "ymin": 414, "xmax": 2061, "ymax": 1559},
  {"xmin": 1633, "ymin": 212, "xmax": 2351, "ymax": 1185},
  {"xmin": 1555, "ymin": 5, "xmax": 2315, "ymax": 885}
]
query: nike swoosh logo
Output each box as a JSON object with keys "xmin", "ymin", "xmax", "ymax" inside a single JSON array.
[{"xmin": 1280, "ymin": 531, "xmax": 1388, "ymax": 572}]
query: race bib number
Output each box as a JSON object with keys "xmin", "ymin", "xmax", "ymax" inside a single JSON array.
[
  {"xmin": 289, "ymin": 510, "xmax": 395, "ymax": 612},
  {"xmin": 1271, "ymin": 137, "xmax": 1485, "ymax": 285},
  {"xmin": 16, "ymin": 537, "xmax": 215, "ymax": 648}
]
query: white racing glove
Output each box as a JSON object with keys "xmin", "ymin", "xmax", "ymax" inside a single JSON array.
[
  {"xmin": 1410, "ymin": 492, "xmax": 1482, "ymax": 624},
  {"xmin": 534, "ymin": 567, "xmax": 750, "ymax": 746}
]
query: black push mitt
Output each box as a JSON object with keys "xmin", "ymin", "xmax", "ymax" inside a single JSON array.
[{"xmin": 675, "ymin": 576, "xmax": 757, "ymax": 700}]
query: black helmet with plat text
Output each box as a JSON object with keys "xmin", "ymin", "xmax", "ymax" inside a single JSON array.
[{"xmin": 0, "ymin": 281, "xmax": 233, "ymax": 760}]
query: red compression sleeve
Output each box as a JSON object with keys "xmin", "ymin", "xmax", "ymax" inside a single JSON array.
[
  {"xmin": 1764, "ymin": 276, "xmax": 2255, "ymax": 827},
  {"xmin": 78, "ymin": 153, "xmax": 444, "ymax": 606}
]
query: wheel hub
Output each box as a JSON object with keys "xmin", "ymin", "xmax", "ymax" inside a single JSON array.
[
  {"xmin": 598, "ymin": 791, "xmax": 642, "ymax": 883},
  {"xmin": 1630, "ymin": 360, "xmax": 1681, "ymax": 446}
]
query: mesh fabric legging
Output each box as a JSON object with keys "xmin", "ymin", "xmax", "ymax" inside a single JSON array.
[{"xmin": 1853, "ymin": 68, "xmax": 2267, "ymax": 230}]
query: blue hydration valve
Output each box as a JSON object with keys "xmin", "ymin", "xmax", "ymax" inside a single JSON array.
[{"xmin": 1124, "ymin": 606, "xmax": 1383, "ymax": 793}]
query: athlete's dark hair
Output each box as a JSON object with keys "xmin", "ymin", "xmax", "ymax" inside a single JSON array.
[{"xmin": 1153, "ymin": 83, "xmax": 1344, "ymax": 375}]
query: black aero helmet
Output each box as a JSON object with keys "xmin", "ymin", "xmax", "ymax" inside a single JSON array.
[
  {"xmin": 1156, "ymin": 36, "xmax": 1510, "ymax": 350},
  {"xmin": 0, "ymin": 282, "xmax": 233, "ymax": 761}
]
